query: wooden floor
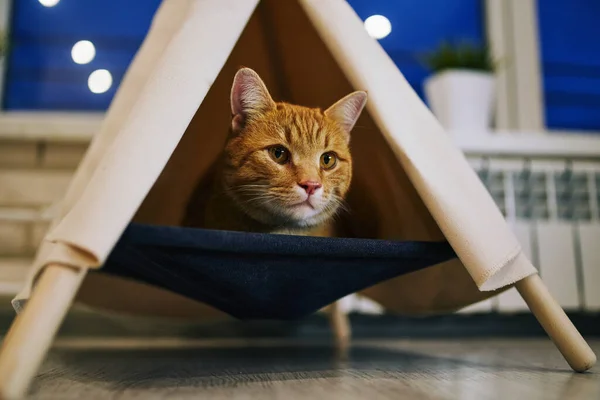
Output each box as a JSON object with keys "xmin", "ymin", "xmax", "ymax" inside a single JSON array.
[{"xmin": 27, "ymin": 338, "xmax": 599, "ymax": 399}]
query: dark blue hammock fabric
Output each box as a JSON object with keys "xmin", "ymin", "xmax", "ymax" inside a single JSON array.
[{"xmin": 100, "ymin": 223, "xmax": 457, "ymax": 320}]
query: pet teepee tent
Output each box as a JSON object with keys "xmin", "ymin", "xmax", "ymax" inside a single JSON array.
[{"xmin": 0, "ymin": 0, "xmax": 595, "ymax": 397}]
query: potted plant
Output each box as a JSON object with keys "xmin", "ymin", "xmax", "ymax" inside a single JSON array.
[
  {"xmin": 422, "ymin": 42, "xmax": 495, "ymax": 131},
  {"xmin": 0, "ymin": 31, "xmax": 6, "ymax": 58}
]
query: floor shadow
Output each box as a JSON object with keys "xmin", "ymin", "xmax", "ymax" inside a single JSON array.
[{"xmin": 32, "ymin": 343, "xmax": 581, "ymax": 392}]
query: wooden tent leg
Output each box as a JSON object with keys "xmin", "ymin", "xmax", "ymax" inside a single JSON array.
[
  {"xmin": 328, "ymin": 300, "xmax": 351, "ymax": 350},
  {"xmin": 0, "ymin": 265, "xmax": 85, "ymax": 399},
  {"xmin": 515, "ymin": 274, "xmax": 596, "ymax": 372}
]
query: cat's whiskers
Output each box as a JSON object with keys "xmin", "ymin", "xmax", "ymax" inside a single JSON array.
[
  {"xmin": 330, "ymin": 194, "xmax": 350, "ymax": 214},
  {"xmin": 235, "ymin": 183, "xmax": 349, "ymax": 228},
  {"xmin": 234, "ymin": 185, "xmax": 269, "ymax": 194},
  {"xmin": 242, "ymin": 195, "xmax": 277, "ymax": 206}
]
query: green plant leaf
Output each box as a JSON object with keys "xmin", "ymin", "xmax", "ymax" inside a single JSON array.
[
  {"xmin": 0, "ymin": 31, "xmax": 7, "ymax": 58},
  {"xmin": 421, "ymin": 40, "xmax": 495, "ymax": 73}
]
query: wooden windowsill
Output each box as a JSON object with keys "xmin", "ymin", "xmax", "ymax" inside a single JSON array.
[
  {"xmin": 1, "ymin": 112, "xmax": 600, "ymax": 158},
  {"xmin": 0, "ymin": 112, "xmax": 103, "ymax": 143}
]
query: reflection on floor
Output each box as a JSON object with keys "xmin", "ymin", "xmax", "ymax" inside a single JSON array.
[{"xmin": 29, "ymin": 339, "xmax": 600, "ymax": 399}]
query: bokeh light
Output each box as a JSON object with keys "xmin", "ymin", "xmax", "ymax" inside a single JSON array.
[
  {"xmin": 364, "ymin": 15, "xmax": 392, "ymax": 39},
  {"xmin": 88, "ymin": 69, "xmax": 113, "ymax": 94},
  {"xmin": 71, "ymin": 40, "xmax": 96, "ymax": 65}
]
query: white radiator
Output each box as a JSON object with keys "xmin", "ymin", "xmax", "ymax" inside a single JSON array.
[{"xmin": 463, "ymin": 155, "xmax": 600, "ymax": 313}]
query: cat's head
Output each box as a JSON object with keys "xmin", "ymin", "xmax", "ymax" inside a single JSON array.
[{"xmin": 222, "ymin": 67, "xmax": 367, "ymax": 230}]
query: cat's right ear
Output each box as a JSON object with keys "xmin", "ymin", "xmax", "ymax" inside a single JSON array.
[
  {"xmin": 324, "ymin": 90, "xmax": 367, "ymax": 140},
  {"xmin": 230, "ymin": 68, "xmax": 276, "ymax": 133}
]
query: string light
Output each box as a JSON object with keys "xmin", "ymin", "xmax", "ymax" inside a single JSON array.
[
  {"xmin": 364, "ymin": 15, "xmax": 392, "ymax": 40},
  {"xmin": 39, "ymin": 0, "xmax": 60, "ymax": 7},
  {"xmin": 71, "ymin": 40, "xmax": 96, "ymax": 65},
  {"xmin": 88, "ymin": 69, "xmax": 112, "ymax": 94}
]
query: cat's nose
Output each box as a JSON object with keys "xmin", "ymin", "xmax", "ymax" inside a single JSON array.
[{"xmin": 298, "ymin": 180, "xmax": 322, "ymax": 196}]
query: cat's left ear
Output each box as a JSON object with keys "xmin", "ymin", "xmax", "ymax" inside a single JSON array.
[{"xmin": 324, "ymin": 91, "xmax": 367, "ymax": 139}]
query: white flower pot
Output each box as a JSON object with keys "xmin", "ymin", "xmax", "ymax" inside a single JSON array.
[{"xmin": 424, "ymin": 69, "xmax": 495, "ymax": 131}]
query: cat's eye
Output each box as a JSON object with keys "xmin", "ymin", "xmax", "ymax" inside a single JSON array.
[
  {"xmin": 320, "ymin": 152, "xmax": 337, "ymax": 170},
  {"xmin": 268, "ymin": 146, "xmax": 290, "ymax": 164}
]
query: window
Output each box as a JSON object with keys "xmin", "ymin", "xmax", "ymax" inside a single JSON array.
[
  {"xmin": 537, "ymin": 0, "xmax": 600, "ymax": 132},
  {"xmin": 2, "ymin": 0, "xmax": 485, "ymax": 111},
  {"xmin": 5, "ymin": 0, "xmax": 598, "ymax": 135},
  {"xmin": 3, "ymin": 0, "xmax": 160, "ymax": 110}
]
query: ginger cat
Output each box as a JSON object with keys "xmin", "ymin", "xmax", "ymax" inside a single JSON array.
[{"xmin": 184, "ymin": 67, "xmax": 367, "ymax": 347}]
